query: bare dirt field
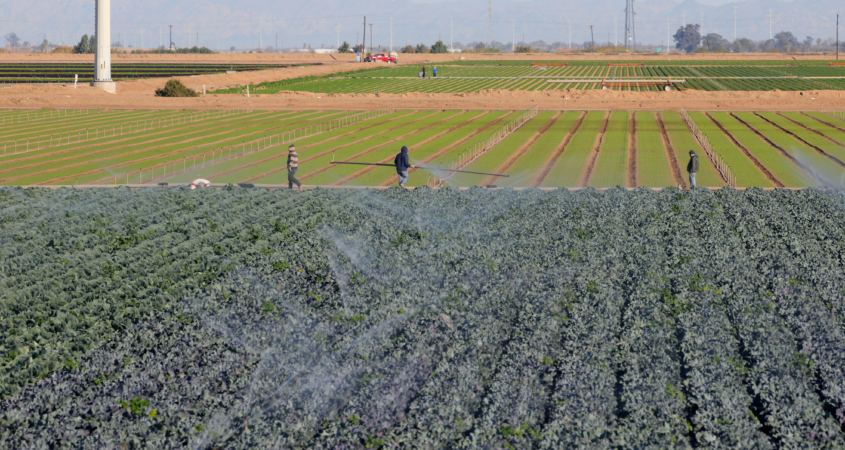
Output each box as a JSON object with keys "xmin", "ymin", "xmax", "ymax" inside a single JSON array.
[{"xmin": 1, "ymin": 52, "xmax": 843, "ymax": 112}]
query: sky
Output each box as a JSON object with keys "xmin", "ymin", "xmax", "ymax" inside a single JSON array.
[{"xmin": 0, "ymin": 0, "xmax": 836, "ymax": 51}]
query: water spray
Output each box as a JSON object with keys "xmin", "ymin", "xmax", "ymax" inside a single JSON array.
[{"xmin": 330, "ymin": 152, "xmax": 510, "ymax": 178}]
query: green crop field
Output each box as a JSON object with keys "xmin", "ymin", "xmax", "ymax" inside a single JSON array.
[
  {"xmin": 635, "ymin": 112, "xmax": 675, "ymax": 187},
  {"xmin": 588, "ymin": 111, "xmax": 630, "ymax": 188},
  {"xmin": 2, "ymin": 108, "xmax": 843, "ymax": 189},
  {"xmin": 660, "ymin": 112, "xmax": 725, "ymax": 188},
  {"xmin": 209, "ymin": 59, "xmax": 845, "ymax": 95},
  {"xmin": 3, "ymin": 186, "xmax": 845, "ymax": 448}
]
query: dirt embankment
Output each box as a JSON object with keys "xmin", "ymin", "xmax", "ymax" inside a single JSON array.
[
  {"xmin": 2, "ymin": 84, "xmax": 844, "ymax": 113},
  {"xmin": 1, "ymin": 52, "xmax": 844, "ymax": 111}
]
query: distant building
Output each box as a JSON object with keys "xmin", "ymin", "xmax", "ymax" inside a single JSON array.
[
  {"xmin": 314, "ymin": 49, "xmax": 338, "ymax": 54},
  {"xmin": 290, "ymin": 48, "xmax": 313, "ymax": 53}
]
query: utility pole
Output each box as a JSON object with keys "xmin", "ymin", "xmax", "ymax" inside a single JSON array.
[
  {"xmin": 486, "ymin": 0, "xmax": 494, "ymax": 49},
  {"xmin": 590, "ymin": 25, "xmax": 594, "ymax": 50},
  {"xmin": 632, "ymin": 0, "xmax": 636, "ymax": 52},
  {"xmin": 362, "ymin": 16, "xmax": 366, "ymax": 55},
  {"xmin": 169, "ymin": 25, "xmax": 173, "ymax": 50},
  {"xmin": 369, "ymin": 23, "xmax": 373, "ymax": 54}
]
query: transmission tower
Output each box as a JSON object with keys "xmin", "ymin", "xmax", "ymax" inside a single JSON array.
[
  {"xmin": 624, "ymin": 0, "xmax": 635, "ymax": 51},
  {"xmin": 486, "ymin": 0, "xmax": 495, "ymax": 48}
]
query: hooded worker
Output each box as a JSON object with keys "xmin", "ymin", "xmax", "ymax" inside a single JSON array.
[
  {"xmin": 687, "ymin": 149, "xmax": 699, "ymax": 189},
  {"xmin": 394, "ymin": 146, "xmax": 412, "ymax": 187},
  {"xmin": 287, "ymin": 144, "xmax": 302, "ymax": 190}
]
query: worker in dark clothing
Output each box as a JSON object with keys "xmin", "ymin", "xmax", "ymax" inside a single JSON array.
[
  {"xmin": 687, "ymin": 150, "xmax": 699, "ymax": 189},
  {"xmin": 422, "ymin": 66, "xmax": 426, "ymax": 78},
  {"xmin": 394, "ymin": 146, "xmax": 412, "ymax": 187},
  {"xmin": 287, "ymin": 144, "xmax": 302, "ymax": 190}
]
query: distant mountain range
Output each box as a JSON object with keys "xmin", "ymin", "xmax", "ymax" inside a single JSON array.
[{"xmin": 2, "ymin": 0, "xmax": 840, "ymax": 50}]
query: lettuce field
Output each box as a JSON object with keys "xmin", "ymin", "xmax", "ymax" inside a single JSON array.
[
  {"xmin": 1, "ymin": 186, "xmax": 845, "ymax": 448},
  {"xmin": 3, "ymin": 108, "xmax": 845, "ymax": 189},
  {"xmin": 211, "ymin": 60, "xmax": 845, "ymax": 94}
]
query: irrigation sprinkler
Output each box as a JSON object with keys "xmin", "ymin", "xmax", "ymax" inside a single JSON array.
[{"xmin": 329, "ymin": 153, "xmax": 509, "ymax": 177}]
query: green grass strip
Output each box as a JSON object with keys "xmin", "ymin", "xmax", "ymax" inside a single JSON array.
[
  {"xmin": 500, "ymin": 111, "xmax": 582, "ymax": 188},
  {"xmin": 541, "ymin": 111, "xmax": 605, "ymax": 187},
  {"xmin": 660, "ymin": 112, "xmax": 725, "ymax": 187},
  {"xmin": 735, "ymin": 112, "xmax": 844, "ymax": 186},
  {"xmin": 758, "ymin": 112, "xmax": 845, "ymax": 165},
  {"xmin": 589, "ymin": 111, "xmax": 629, "ymax": 188},
  {"xmin": 687, "ymin": 112, "xmax": 773, "ymax": 187},
  {"xmin": 635, "ymin": 112, "xmax": 675, "ymax": 187},
  {"xmin": 709, "ymin": 112, "xmax": 813, "ymax": 187},
  {"xmin": 449, "ymin": 111, "xmax": 558, "ymax": 187}
]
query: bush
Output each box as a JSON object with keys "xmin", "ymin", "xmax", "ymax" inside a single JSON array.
[
  {"xmin": 155, "ymin": 79, "xmax": 200, "ymax": 98},
  {"xmin": 51, "ymin": 46, "xmax": 73, "ymax": 54}
]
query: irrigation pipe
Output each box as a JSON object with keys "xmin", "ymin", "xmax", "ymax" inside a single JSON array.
[{"xmin": 329, "ymin": 158, "xmax": 510, "ymax": 177}]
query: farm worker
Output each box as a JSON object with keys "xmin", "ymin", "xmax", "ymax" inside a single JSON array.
[
  {"xmin": 394, "ymin": 146, "xmax": 412, "ymax": 187},
  {"xmin": 287, "ymin": 144, "xmax": 302, "ymax": 191},
  {"xmin": 687, "ymin": 150, "xmax": 699, "ymax": 189},
  {"xmin": 433, "ymin": 67, "xmax": 438, "ymax": 77},
  {"xmin": 422, "ymin": 66, "xmax": 426, "ymax": 78}
]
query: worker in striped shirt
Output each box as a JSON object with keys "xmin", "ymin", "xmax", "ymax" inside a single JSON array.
[{"xmin": 287, "ymin": 144, "xmax": 302, "ymax": 190}]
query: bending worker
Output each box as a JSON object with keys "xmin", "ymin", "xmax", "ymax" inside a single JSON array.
[
  {"xmin": 287, "ymin": 144, "xmax": 302, "ymax": 190},
  {"xmin": 687, "ymin": 149, "xmax": 699, "ymax": 189},
  {"xmin": 394, "ymin": 146, "xmax": 412, "ymax": 187}
]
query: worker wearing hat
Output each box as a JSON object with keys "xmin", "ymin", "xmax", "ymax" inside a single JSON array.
[
  {"xmin": 287, "ymin": 144, "xmax": 302, "ymax": 190},
  {"xmin": 687, "ymin": 149, "xmax": 699, "ymax": 189}
]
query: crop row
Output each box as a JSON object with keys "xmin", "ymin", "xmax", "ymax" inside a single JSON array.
[
  {"xmin": 1, "ymin": 187, "xmax": 845, "ymax": 447},
  {"xmin": 6, "ymin": 109, "xmax": 842, "ymax": 189},
  {"xmin": 0, "ymin": 111, "xmax": 359, "ymax": 186}
]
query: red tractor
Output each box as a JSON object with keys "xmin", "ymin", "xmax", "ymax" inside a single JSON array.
[{"xmin": 365, "ymin": 52, "xmax": 398, "ymax": 63}]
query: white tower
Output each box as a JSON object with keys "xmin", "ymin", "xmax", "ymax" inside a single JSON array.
[{"xmin": 92, "ymin": 0, "xmax": 116, "ymax": 93}]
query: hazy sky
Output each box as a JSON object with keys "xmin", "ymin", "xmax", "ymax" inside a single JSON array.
[{"xmin": 408, "ymin": 0, "xmax": 796, "ymax": 6}]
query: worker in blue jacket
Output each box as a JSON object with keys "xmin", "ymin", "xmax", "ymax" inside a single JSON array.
[{"xmin": 394, "ymin": 146, "xmax": 412, "ymax": 187}]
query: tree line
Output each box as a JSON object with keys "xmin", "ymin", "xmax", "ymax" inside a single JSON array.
[{"xmin": 673, "ymin": 24, "xmax": 839, "ymax": 53}]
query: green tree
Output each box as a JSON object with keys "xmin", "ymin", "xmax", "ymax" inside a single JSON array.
[
  {"xmin": 430, "ymin": 40, "xmax": 448, "ymax": 53},
  {"xmin": 400, "ymin": 45, "xmax": 415, "ymax": 53},
  {"xmin": 773, "ymin": 31, "xmax": 799, "ymax": 52},
  {"xmin": 4, "ymin": 32, "xmax": 20, "ymax": 47},
  {"xmin": 415, "ymin": 43, "xmax": 427, "ymax": 53},
  {"xmin": 701, "ymin": 33, "xmax": 727, "ymax": 52},
  {"xmin": 74, "ymin": 35, "xmax": 90, "ymax": 54},
  {"xmin": 338, "ymin": 41, "xmax": 351, "ymax": 53},
  {"xmin": 673, "ymin": 24, "xmax": 701, "ymax": 53},
  {"xmin": 731, "ymin": 38, "xmax": 758, "ymax": 53}
]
